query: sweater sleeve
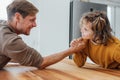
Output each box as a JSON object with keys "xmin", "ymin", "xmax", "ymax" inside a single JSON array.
[
  {"xmin": 113, "ymin": 44, "xmax": 120, "ymax": 64},
  {"xmin": 4, "ymin": 36, "xmax": 43, "ymax": 67},
  {"xmin": 73, "ymin": 51, "xmax": 87, "ymax": 67}
]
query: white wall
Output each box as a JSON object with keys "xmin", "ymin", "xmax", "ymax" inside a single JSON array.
[
  {"xmin": 0, "ymin": 0, "xmax": 13, "ymax": 20},
  {"xmin": 23, "ymin": 0, "xmax": 70, "ymax": 56},
  {"xmin": 115, "ymin": 7, "xmax": 120, "ymax": 39},
  {"xmin": 107, "ymin": 6, "xmax": 120, "ymax": 39},
  {"xmin": 39, "ymin": 0, "xmax": 70, "ymax": 56}
]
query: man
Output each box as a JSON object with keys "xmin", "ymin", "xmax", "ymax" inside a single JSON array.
[{"xmin": 0, "ymin": 0, "xmax": 86, "ymax": 69}]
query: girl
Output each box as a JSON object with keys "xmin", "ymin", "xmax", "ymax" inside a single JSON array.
[{"xmin": 70, "ymin": 11, "xmax": 120, "ymax": 69}]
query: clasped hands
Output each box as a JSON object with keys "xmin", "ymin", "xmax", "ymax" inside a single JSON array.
[{"xmin": 69, "ymin": 37, "xmax": 87, "ymax": 53}]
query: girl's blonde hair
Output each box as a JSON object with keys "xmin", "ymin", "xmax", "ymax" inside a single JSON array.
[{"xmin": 80, "ymin": 11, "xmax": 113, "ymax": 45}]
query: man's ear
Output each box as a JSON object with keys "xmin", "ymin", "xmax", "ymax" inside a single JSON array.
[{"xmin": 14, "ymin": 12, "xmax": 22, "ymax": 22}]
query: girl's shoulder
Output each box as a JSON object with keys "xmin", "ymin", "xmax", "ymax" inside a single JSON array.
[
  {"xmin": 106, "ymin": 36, "xmax": 120, "ymax": 49},
  {"xmin": 111, "ymin": 36, "xmax": 120, "ymax": 44}
]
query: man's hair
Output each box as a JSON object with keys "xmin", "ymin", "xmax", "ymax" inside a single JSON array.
[{"xmin": 7, "ymin": 0, "xmax": 39, "ymax": 20}]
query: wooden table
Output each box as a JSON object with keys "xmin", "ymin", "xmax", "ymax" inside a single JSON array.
[{"xmin": 0, "ymin": 59, "xmax": 120, "ymax": 80}]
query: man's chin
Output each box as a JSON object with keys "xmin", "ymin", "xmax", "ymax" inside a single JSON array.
[
  {"xmin": 23, "ymin": 32, "xmax": 30, "ymax": 35},
  {"xmin": 25, "ymin": 34, "xmax": 30, "ymax": 36}
]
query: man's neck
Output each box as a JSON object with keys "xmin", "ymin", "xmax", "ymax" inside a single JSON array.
[{"xmin": 7, "ymin": 21, "xmax": 20, "ymax": 35}]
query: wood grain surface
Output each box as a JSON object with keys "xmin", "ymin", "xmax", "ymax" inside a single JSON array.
[{"xmin": 1, "ymin": 59, "xmax": 120, "ymax": 80}]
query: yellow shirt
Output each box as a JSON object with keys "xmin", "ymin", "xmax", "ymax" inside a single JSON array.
[{"xmin": 73, "ymin": 36, "xmax": 120, "ymax": 69}]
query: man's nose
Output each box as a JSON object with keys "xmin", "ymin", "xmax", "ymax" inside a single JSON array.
[{"xmin": 33, "ymin": 22, "xmax": 37, "ymax": 27}]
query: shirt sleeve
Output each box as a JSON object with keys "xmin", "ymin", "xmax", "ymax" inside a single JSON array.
[
  {"xmin": 113, "ymin": 44, "xmax": 120, "ymax": 64},
  {"xmin": 4, "ymin": 35, "xmax": 43, "ymax": 67},
  {"xmin": 73, "ymin": 51, "xmax": 87, "ymax": 67}
]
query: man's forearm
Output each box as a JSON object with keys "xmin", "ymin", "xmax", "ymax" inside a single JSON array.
[{"xmin": 38, "ymin": 48, "xmax": 72, "ymax": 69}]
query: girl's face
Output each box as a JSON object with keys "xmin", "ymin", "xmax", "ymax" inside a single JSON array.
[{"xmin": 80, "ymin": 20, "xmax": 94, "ymax": 40}]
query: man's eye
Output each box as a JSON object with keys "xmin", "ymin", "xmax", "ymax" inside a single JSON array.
[
  {"xmin": 30, "ymin": 19, "xmax": 35, "ymax": 22},
  {"xmin": 30, "ymin": 20, "xmax": 33, "ymax": 22}
]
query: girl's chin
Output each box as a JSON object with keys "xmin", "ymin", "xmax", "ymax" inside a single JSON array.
[{"xmin": 81, "ymin": 36, "xmax": 86, "ymax": 39}]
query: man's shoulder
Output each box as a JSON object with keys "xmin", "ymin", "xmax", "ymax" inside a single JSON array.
[
  {"xmin": 0, "ymin": 23, "xmax": 16, "ymax": 34},
  {"xmin": 0, "ymin": 24, "xmax": 19, "ymax": 44}
]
